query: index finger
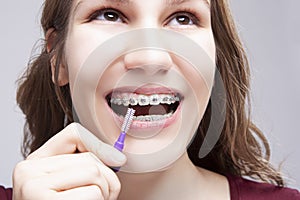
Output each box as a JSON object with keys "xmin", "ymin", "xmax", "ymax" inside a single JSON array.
[
  {"xmin": 27, "ymin": 123, "xmax": 87, "ymax": 160},
  {"xmin": 27, "ymin": 123, "xmax": 126, "ymax": 166}
]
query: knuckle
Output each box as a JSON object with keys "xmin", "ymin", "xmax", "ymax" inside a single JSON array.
[
  {"xmin": 89, "ymin": 164, "xmax": 102, "ymax": 178},
  {"xmin": 110, "ymin": 178, "xmax": 121, "ymax": 197},
  {"xmin": 66, "ymin": 122, "xmax": 79, "ymax": 130},
  {"xmin": 66, "ymin": 122, "xmax": 80, "ymax": 136},
  {"xmin": 65, "ymin": 122, "xmax": 80, "ymax": 139},
  {"xmin": 13, "ymin": 160, "xmax": 30, "ymax": 178},
  {"xmin": 25, "ymin": 153, "xmax": 34, "ymax": 160}
]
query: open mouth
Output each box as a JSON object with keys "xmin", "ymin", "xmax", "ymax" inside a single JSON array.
[{"xmin": 105, "ymin": 91, "xmax": 183, "ymax": 122}]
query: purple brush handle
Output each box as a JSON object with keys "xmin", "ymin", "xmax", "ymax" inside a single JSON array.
[
  {"xmin": 112, "ymin": 131, "xmax": 126, "ymax": 172},
  {"xmin": 114, "ymin": 131, "xmax": 126, "ymax": 151}
]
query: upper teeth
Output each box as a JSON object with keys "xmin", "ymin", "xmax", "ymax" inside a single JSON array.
[{"xmin": 110, "ymin": 93, "xmax": 180, "ymax": 106}]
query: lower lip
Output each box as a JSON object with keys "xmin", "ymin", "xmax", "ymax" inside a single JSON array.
[{"xmin": 105, "ymin": 102, "xmax": 182, "ymax": 132}]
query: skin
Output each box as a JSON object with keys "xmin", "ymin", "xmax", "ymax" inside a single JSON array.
[
  {"xmin": 66, "ymin": 0, "xmax": 214, "ymax": 164},
  {"xmin": 13, "ymin": 0, "xmax": 230, "ymax": 199}
]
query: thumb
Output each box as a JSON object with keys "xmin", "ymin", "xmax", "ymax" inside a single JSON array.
[{"xmin": 74, "ymin": 123, "xmax": 127, "ymax": 167}]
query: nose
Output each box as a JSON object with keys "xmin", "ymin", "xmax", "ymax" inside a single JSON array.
[{"xmin": 123, "ymin": 49, "xmax": 172, "ymax": 75}]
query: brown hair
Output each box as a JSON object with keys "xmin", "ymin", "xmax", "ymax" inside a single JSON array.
[{"xmin": 16, "ymin": 0, "xmax": 284, "ymax": 186}]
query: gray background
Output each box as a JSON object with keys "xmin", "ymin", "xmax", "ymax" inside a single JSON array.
[{"xmin": 0, "ymin": 0, "xmax": 299, "ymax": 190}]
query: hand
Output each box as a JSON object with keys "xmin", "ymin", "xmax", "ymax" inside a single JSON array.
[{"xmin": 13, "ymin": 123, "xmax": 126, "ymax": 200}]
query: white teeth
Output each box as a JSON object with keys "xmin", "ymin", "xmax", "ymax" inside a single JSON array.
[
  {"xmin": 122, "ymin": 97, "xmax": 130, "ymax": 107},
  {"xmin": 111, "ymin": 93, "xmax": 177, "ymax": 121},
  {"xmin": 138, "ymin": 95, "xmax": 150, "ymax": 106},
  {"xmin": 110, "ymin": 93, "xmax": 180, "ymax": 107},
  {"xmin": 149, "ymin": 94, "xmax": 160, "ymax": 105},
  {"xmin": 129, "ymin": 95, "xmax": 138, "ymax": 106},
  {"xmin": 160, "ymin": 95, "xmax": 172, "ymax": 105},
  {"xmin": 132, "ymin": 113, "xmax": 173, "ymax": 122},
  {"xmin": 117, "ymin": 99, "xmax": 122, "ymax": 105}
]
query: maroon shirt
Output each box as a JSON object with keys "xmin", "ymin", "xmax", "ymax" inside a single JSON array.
[
  {"xmin": 228, "ymin": 175, "xmax": 300, "ymax": 200},
  {"xmin": 0, "ymin": 186, "xmax": 12, "ymax": 200},
  {"xmin": 0, "ymin": 176, "xmax": 299, "ymax": 199}
]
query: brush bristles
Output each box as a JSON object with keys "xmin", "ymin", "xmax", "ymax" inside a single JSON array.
[{"xmin": 121, "ymin": 108, "xmax": 135, "ymax": 133}]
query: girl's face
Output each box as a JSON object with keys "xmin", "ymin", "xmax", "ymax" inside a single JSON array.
[{"xmin": 63, "ymin": 0, "xmax": 215, "ymax": 172}]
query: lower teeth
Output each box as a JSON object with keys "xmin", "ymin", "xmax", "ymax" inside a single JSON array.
[{"xmin": 119, "ymin": 112, "xmax": 173, "ymax": 122}]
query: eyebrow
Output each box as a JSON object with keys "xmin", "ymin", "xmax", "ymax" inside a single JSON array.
[
  {"xmin": 166, "ymin": 0, "xmax": 210, "ymax": 7},
  {"xmin": 75, "ymin": 0, "xmax": 132, "ymax": 9},
  {"xmin": 74, "ymin": 0, "xmax": 128, "ymax": 14},
  {"xmin": 74, "ymin": 0, "xmax": 209, "ymax": 13}
]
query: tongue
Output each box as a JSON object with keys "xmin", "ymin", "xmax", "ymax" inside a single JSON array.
[{"xmin": 131, "ymin": 105, "xmax": 168, "ymax": 116}]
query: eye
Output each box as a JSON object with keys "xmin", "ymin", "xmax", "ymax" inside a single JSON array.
[
  {"xmin": 90, "ymin": 8, "xmax": 125, "ymax": 23},
  {"xmin": 167, "ymin": 12, "xmax": 200, "ymax": 27}
]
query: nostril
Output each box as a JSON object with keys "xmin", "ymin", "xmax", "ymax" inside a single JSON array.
[
  {"xmin": 139, "ymin": 64, "xmax": 170, "ymax": 76},
  {"xmin": 123, "ymin": 49, "xmax": 173, "ymax": 74}
]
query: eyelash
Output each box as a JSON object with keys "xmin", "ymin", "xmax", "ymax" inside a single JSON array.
[
  {"xmin": 89, "ymin": 7, "xmax": 127, "ymax": 23},
  {"xmin": 88, "ymin": 7, "xmax": 202, "ymax": 27},
  {"xmin": 166, "ymin": 8, "xmax": 201, "ymax": 26}
]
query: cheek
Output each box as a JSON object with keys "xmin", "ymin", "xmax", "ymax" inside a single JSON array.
[
  {"xmin": 64, "ymin": 27, "xmax": 111, "ymax": 92},
  {"xmin": 189, "ymin": 30, "xmax": 216, "ymax": 62},
  {"xmin": 64, "ymin": 38, "xmax": 88, "ymax": 92},
  {"xmin": 172, "ymin": 55, "xmax": 213, "ymax": 110},
  {"xmin": 183, "ymin": 31, "xmax": 216, "ymax": 106}
]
